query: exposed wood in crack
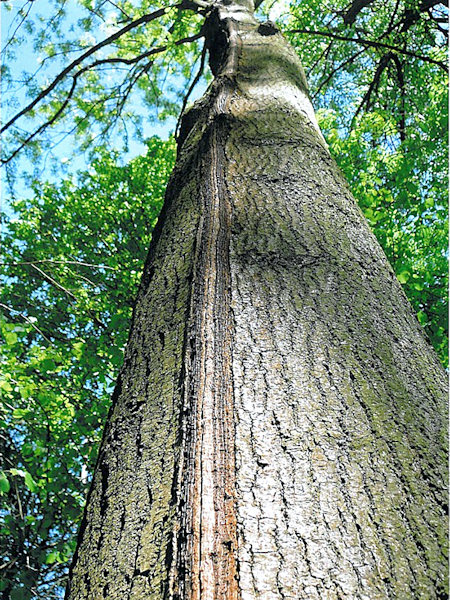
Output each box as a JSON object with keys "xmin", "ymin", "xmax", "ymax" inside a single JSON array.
[{"xmin": 170, "ymin": 8, "xmax": 244, "ymax": 599}]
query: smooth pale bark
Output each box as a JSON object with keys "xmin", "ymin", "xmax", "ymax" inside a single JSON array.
[{"xmin": 66, "ymin": 2, "xmax": 448, "ymax": 599}]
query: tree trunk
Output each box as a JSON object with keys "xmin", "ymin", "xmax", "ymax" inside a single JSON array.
[{"xmin": 65, "ymin": 1, "xmax": 448, "ymax": 598}]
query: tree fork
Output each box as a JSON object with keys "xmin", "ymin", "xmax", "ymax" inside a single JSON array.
[{"xmin": 66, "ymin": 1, "xmax": 448, "ymax": 598}]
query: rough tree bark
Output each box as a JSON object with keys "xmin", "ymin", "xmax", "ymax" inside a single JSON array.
[{"xmin": 65, "ymin": 1, "xmax": 448, "ymax": 598}]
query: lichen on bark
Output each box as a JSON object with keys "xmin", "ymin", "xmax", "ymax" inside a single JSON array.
[{"xmin": 66, "ymin": 1, "xmax": 448, "ymax": 599}]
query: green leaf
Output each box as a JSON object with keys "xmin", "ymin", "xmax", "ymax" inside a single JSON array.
[
  {"xmin": 417, "ymin": 311, "xmax": 428, "ymax": 325},
  {"xmin": 45, "ymin": 551, "xmax": 59, "ymax": 565},
  {"xmin": 24, "ymin": 471, "xmax": 37, "ymax": 492},
  {"xmin": 0, "ymin": 379, "xmax": 13, "ymax": 392},
  {"xmin": 9, "ymin": 468, "xmax": 25, "ymax": 477},
  {"xmin": 397, "ymin": 271, "xmax": 411, "ymax": 284},
  {"xmin": 3, "ymin": 331, "xmax": 18, "ymax": 345},
  {"xmin": 40, "ymin": 358, "xmax": 56, "ymax": 372},
  {"xmin": 0, "ymin": 471, "xmax": 10, "ymax": 494},
  {"xmin": 12, "ymin": 408, "xmax": 29, "ymax": 419},
  {"xmin": 71, "ymin": 341, "xmax": 85, "ymax": 359}
]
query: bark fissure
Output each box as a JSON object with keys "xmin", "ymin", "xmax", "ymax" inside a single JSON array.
[
  {"xmin": 175, "ymin": 120, "xmax": 238, "ymax": 600},
  {"xmin": 169, "ymin": 10, "xmax": 256, "ymax": 597}
]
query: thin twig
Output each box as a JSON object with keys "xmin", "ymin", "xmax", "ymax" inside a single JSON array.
[
  {"xmin": 0, "ymin": 302, "xmax": 53, "ymax": 344},
  {"xmin": 29, "ymin": 264, "xmax": 78, "ymax": 300},
  {"xmin": 2, "ymin": 32, "xmax": 202, "ymax": 164},
  {"xmin": 313, "ymin": 48, "xmax": 366, "ymax": 99},
  {"xmin": 3, "ymin": 76, "xmax": 78, "ymax": 165},
  {"xmin": 1, "ymin": 0, "xmax": 35, "ymax": 55},
  {"xmin": 1, "ymin": 259, "xmax": 116, "ymax": 269}
]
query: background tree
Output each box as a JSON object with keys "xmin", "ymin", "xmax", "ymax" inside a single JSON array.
[{"xmin": 0, "ymin": 0, "xmax": 447, "ymax": 597}]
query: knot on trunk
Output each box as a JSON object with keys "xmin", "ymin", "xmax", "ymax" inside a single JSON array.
[{"xmin": 257, "ymin": 20, "xmax": 279, "ymax": 36}]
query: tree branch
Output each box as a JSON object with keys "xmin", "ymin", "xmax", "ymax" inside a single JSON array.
[
  {"xmin": 312, "ymin": 48, "xmax": 366, "ymax": 99},
  {"xmin": 3, "ymin": 77, "xmax": 78, "ymax": 166},
  {"xmin": 288, "ymin": 29, "xmax": 447, "ymax": 69},
  {"xmin": 0, "ymin": 302, "xmax": 53, "ymax": 344},
  {"xmin": 29, "ymin": 263, "xmax": 78, "ymax": 301},
  {"xmin": 1, "ymin": 32, "xmax": 202, "ymax": 165},
  {"xmin": 343, "ymin": 0, "xmax": 375, "ymax": 24},
  {"xmin": 342, "ymin": 0, "xmax": 447, "ymax": 25},
  {"xmin": 391, "ymin": 54, "xmax": 406, "ymax": 142},
  {"xmin": 353, "ymin": 53, "xmax": 392, "ymax": 119}
]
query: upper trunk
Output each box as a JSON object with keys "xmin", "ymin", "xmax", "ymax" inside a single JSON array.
[{"xmin": 66, "ymin": 2, "xmax": 448, "ymax": 599}]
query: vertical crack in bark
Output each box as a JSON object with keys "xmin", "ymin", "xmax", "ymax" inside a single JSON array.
[
  {"xmin": 172, "ymin": 124, "xmax": 239, "ymax": 600},
  {"xmin": 196, "ymin": 122, "xmax": 238, "ymax": 600},
  {"xmin": 168, "ymin": 9, "xmax": 250, "ymax": 599},
  {"xmin": 170, "ymin": 56, "xmax": 240, "ymax": 600}
]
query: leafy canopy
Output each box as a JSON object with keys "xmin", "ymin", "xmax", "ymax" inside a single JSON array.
[{"xmin": 0, "ymin": 0, "xmax": 447, "ymax": 597}]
